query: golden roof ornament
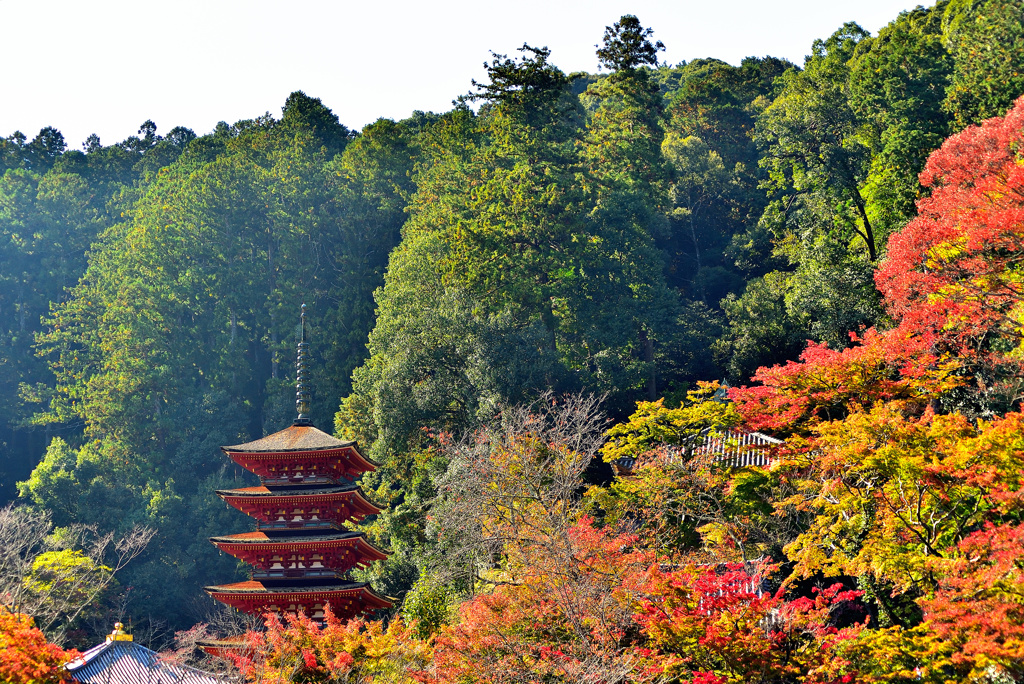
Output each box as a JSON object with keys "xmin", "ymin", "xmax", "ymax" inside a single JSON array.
[{"xmin": 106, "ymin": 622, "xmax": 133, "ymax": 642}]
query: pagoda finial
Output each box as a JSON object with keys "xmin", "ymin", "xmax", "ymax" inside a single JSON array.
[{"xmin": 295, "ymin": 303, "xmax": 312, "ymax": 426}]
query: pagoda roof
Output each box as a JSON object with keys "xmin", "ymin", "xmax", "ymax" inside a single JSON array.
[
  {"xmin": 209, "ymin": 529, "xmax": 383, "ymax": 549},
  {"xmin": 223, "ymin": 425, "xmax": 359, "ymax": 454},
  {"xmin": 211, "ymin": 530, "xmax": 358, "ymax": 543},
  {"xmin": 215, "ymin": 483, "xmax": 359, "ymax": 497},
  {"xmin": 214, "ymin": 484, "xmax": 384, "ymax": 526},
  {"xmin": 214, "ymin": 484, "xmax": 383, "ymax": 511},
  {"xmin": 206, "ymin": 579, "xmax": 364, "ymax": 593},
  {"xmin": 196, "ymin": 635, "xmax": 252, "ymax": 659},
  {"xmin": 204, "ymin": 579, "xmax": 391, "ymax": 607},
  {"xmin": 208, "ymin": 529, "xmax": 389, "ymax": 570}
]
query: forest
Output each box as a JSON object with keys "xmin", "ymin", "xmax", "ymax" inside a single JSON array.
[{"xmin": 3, "ymin": 0, "xmax": 1024, "ymax": 681}]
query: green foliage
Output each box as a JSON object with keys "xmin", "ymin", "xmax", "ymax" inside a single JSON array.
[
  {"xmin": 24, "ymin": 550, "xmax": 112, "ymax": 617},
  {"xmin": 661, "ymin": 56, "xmax": 793, "ymax": 283},
  {"xmin": 849, "ymin": 5, "xmax": 952, "ymax": 241},
  {"xmin": 943, "ymin": 0, "xmax": 1024, "ymax": 128},
  {"xmin": 600, "ymin": 381, "xmax": 738, "ymax": 464},
  {"xmin": 716, "ymin": 272, "xmax": 806, "ymax": 382},
  {"xmin": 757, "ymin": 23, "xmax": 876, "ymax": 259},
  {"xmin": 17, "ymin": 438, "xmax": 80, "ymax": 526},
  {"xmin": 595, "ymin": 15, "xmax": 665, "ymax": 72},
  {"xmin": 401, "ymin": 576, "xmax": 454, "ymax": 640},
  {"xmin": 745, "ymin": 3, "xmax": 962, "ymax": 353},
  {"xmin": 4, "ymin": 1, "xmax": 1024, "ymax": 645}
]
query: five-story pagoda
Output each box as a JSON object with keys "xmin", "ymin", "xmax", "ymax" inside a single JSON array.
[{"xmin": 204, "ymin": 305, "xmax": 391, "ymax": 623}]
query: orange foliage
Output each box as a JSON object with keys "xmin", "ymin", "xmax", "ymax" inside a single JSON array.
[
  {"xmin": 729, "ymin": 328, "xmax": 959, "ymax": 436},
  {"xmin": 924, "ymin": 523, "xmax": 1024, "ymax": 680},
  {"xmin": 877, "ymin": 95, "xmax": 1024, "ymax": 362},
  {"xmin": 0, "ymin": 611, "xmax": 77, "ymax": 684},
  {"xmin": 432, "ymin": 518, "xmax": 653, "ymax": 684},
  {"xmin": 229, "ymin": 606, "xmax": 431, "ymax": 684}
]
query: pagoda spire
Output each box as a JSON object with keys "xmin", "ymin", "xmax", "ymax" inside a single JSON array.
[{"xmin": 294, "ymin": 303, "xmax": 312, "ymax": 426}]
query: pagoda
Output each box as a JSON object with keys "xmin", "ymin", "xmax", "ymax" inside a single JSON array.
[{"xmin": 203, "ymin": 305, "xmax": 391, "ymax": 624}]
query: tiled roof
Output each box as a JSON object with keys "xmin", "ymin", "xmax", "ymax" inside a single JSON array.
[
  {"xmin": 215, "ymin": 484, "xmax": 358, "ymax": 497},
  {"xmin": 66, "ymin": 640, "xmax": 223, "ymax": 684},
  {"xmin": 613, "ymin": 429, "xmax": 784, "ymax": 475},
  {"xmin": 204, "ymin": 579, "xmax": 370, "ymax": 594},
  {"xmin": 209, "ymin": 530, "xmax": 366, "ymax": 544},
  {"xmin": 223, "ymin": 425, "xmax": 355, "ymax": 453},
  {"xmin": 693, "ymin": 429, "xmax": 783, "ymax": 468}
]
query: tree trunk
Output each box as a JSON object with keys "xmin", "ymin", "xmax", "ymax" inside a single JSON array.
[{"xmin": 850, "ymin": 179, "xmax": 877, "ymax": 261}]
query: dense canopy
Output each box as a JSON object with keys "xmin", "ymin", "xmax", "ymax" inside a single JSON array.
[{"xmin": 3, "ymin": 2, "xmax": 1024, "ymax": 682}]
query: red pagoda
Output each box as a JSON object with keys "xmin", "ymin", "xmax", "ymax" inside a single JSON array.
[{"xmin": 203, "ymin": 305, "xmax": 391, "ymax": 625}]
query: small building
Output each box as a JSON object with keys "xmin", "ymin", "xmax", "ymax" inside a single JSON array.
[
  {"xmin": 613, "ymin": 428, "xmax": 783, "ymax": 475},
  {"xmin": 66, "ymin": 624, "xmax": 223, "ymax": 684},
  {"xmin": 693, "ymin": 428, "xmax": 783, "ymax": 468}
]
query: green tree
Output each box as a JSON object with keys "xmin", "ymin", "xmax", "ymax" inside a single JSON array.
[
  {"xmin": 660, "ymin": 57, "xmax": 793, "ymax": 288},
  {"xmin": 581, "ymin": 18, "xmax": 682, "ymax": 399},
  {"xmin": 24, "ymin": 94, "xmax": 414, "ymax": 628},
  {"xmin": 849, "ymin": 3, "xmax": 952, "ymax": 248},
  {"xmin": 756, "ymin": 23, "xmax": 877, "ymax": 260},
  {"xmin": 595, "ymin": 15, "xmax": 665, "ymax": 72},
  {"xmin": 715, "ymin": 272, "xmax": 806, "ymax": 383},
  {"xmin": 943, "ymin": 0, "xmax": 1024, "ymax": 128},
  {"xmin": 745, "ymin": 18, "xmax": 955, "ymax": 354}
]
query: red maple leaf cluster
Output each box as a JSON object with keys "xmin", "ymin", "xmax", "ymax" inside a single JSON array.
[{"xmin": 0, "ymin": 611, "xmax": 78, "ymax": 684}]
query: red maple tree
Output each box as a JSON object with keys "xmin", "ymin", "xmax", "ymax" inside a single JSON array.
[
  {"xmin": 728, "ymin": 327, "xmax": 959, "ymax": 436},
  {"xmin": 877, "ymin": 94, "xmax": 1024, "ymax": 363},
  {"xmin": 923, "ymin": 522, "xmax": 1024, "ymax": 680},
  {"xmin": 0, "ymin": 611, "xmax": 78, "ymax": 684}
]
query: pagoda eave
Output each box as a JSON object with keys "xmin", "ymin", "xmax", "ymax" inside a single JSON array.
[
  {"xmin": 209, "ymin": 533, "xmax": 389, "ymax": 569},
  {"xmin": 221, "ymin": 424, "xmax": 374, "ymax": 462},
  {"xmin": 196, "ymin": 636, "xmax": 253, "ymax": 659},
  {"xmin": 210, "ymin": 539, "xmax": 387, "ymax": 557},
  {"xmin": 204, "ymin": 581, "xmax": 392, "ymax": 614},
  {"xmin": 214, "ymin": 486, "xmax": 383, "ymax": 524},
  {"xmin": 223, "ymin": 447, "xmax": 378, "ymax": 481}
]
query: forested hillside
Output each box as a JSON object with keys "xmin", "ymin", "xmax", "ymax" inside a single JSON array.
[{"xmin": 2, "ymin": 0, "xmax": 1024, "ymax": 670}]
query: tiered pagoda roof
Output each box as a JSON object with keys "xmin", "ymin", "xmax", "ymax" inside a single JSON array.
[
  {"xmin": 221, "ymin": 425, "xmax": 379, "ymax": 482},
  {"xmin": 206, "ymin": 579, "xmax": 392, "ymax": 616},
  {"xmin": 209, "ymin": 529, "xmax": 388, "ymax": 574},
  {"xmin": 215, "ymin": 483, "xmax": 382, "ymax": 526},
  {"xmin": 202, "ymin": 305, "xmax": 391, "ymax": 639}
]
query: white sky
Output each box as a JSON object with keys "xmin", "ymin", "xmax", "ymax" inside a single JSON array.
[{"xmin": 0, "ymin": 0, "xmax": 929, "ymax": 149}]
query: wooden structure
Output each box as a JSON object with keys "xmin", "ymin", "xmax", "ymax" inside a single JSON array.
[
  {"xmin": 613, "ymin": 428, "xmax": 783, "ymax": 475},
  {"xmin": 202, "ymin": 306, "xmax": 391, "ymax": 629}
]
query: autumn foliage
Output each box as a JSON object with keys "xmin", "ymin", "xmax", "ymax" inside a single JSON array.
[
  {"xmin": 0, "ymin": 611, "xmax": 77, "ymax": 684},
  {"xmin": 924, "ymin": 523, "xmax": 1024, "ymax": 680},
  {"xmin": 877, "ymin": 94, "xmax": 1024, "ymax": 361},
  {"xmin": 227, "ymin": 607, "xmax": 431, "ymax": 683},
  {"xmin": 633, "ymin": 565, "xmax": 865, "ymax": 684},
  {"xmin": 227, "ymin": 99, "xmax": 1024, "ymax": 684},
  {"xmin": 730, "ymin": 327, "xmax": 960, "ymax": 435},
  {"xmin": 720, "ymin": 97, "xmax": 1024, "ymax": 681}
]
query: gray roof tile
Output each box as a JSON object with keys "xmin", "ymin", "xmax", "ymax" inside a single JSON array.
[{"xmin": 66, "ymin": 640, "xmax": 223, "ymax": 684}]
